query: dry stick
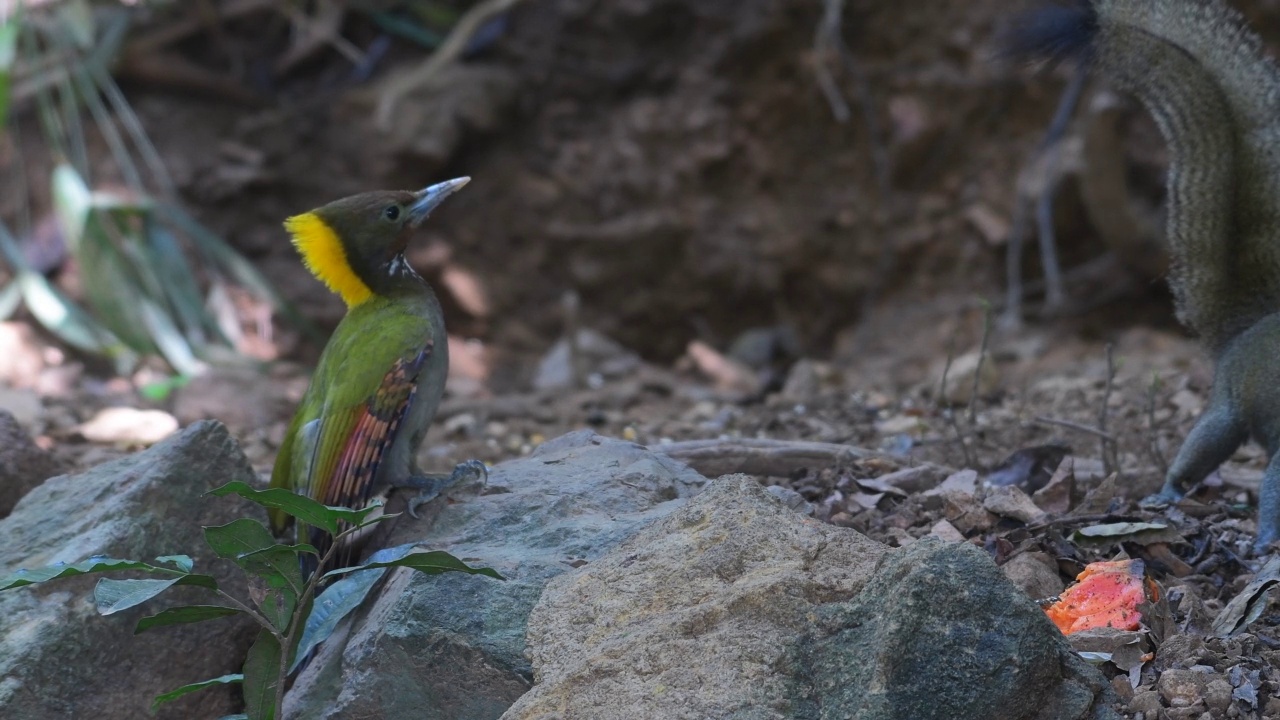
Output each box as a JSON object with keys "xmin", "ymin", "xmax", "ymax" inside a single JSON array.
[
  {"xmin": 967, "ymin": 302, "xmax": 993, "ymax": 427},
  {"xmin": 562, "ymin": 290, "xmax": 583, "ymax": 390},
  {"xmin": 1033, "ymin": 415, "xmax": 1116, "ymax": 441},
  {"xmin": 374, "ymin": 0, "xmax": 527, "ymax": 129},
  {"xmin": 1000, "ymin": 182, "xmax": 1031, "ymax": 331},
  {"xmin": 124, "ymin": 0, "xmax": 276, "ymax": 56},
  {"xmin": 656, "ymin": 438, "xmax": 882, "ymax": 479},
  {"xmin": 1099, "ymin": 343, "xmax": 1120, "ymax": 474},
  {"xmin": 938, "ymin": 331, "xmax": 976, "ymax": 468},
  {"xmin": 812, "ymin": 0, "xmax": 851, "ymax": 123},
  {"xmin": 1146, "ymin": 373, "xmax": 1170, "ymax": 478}
]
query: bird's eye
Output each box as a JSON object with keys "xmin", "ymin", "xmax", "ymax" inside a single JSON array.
[{"xmin": 383, "ymin": 205, "xmax": 401, "ymax": 221}]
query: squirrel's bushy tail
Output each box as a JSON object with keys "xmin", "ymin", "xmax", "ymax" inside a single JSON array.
[{"xmin": 1005, "ymin": 0, "xmax": 1280, "ymax": 354}]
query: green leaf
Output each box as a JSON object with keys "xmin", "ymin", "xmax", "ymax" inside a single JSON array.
[
  {"xmin": 17, "ymin": 271, "xmax": 131, "ymax": 361},
  {"xmin": 204, "ymin": 519, "xmax": 302, "ymax": 629},
  {"xmin": 292, "ymin": 568, "xmax": 386, "ymax": 672},
  {"xmin": 0, "ymin": 281, "xmax": 20, "ymax": 321},
  {"xmin": 0, "ymin": 557, "xmax": 173, "ymax": 590},
  {"xmin": 290, "ymin": 544, "xmax": 428, "ymax": 672},
  {"xmin": 51, "ymin": 164, "xmax": 93, "ymax": 251},
  {"xmin": 152, "ymin": 674, "xmax": 243, "ymax": 713},
  {"xmin": 322, "ymin": 547, "xmax": 503, "ymax": 581},
  {"xmin": 240, "ymin": 543, "xmax": 320, "ymax": 559},
  {"xmin": 159, "ymin": 203, "xmax": 321, "ymax": 345},
  {"xmin": 138, "ymin": 295, "xmax": 205, "ymax": 376},
  {"xmin": 242, "ymin": 629, "xmax": 282, "ymax": 720},
  {"xmin": 155, "ymin": 554, "xmax": 194, "ymax": 573},
  {"xmin": 56, "ymin": 0, "xmax": 96, "ymax": 49},
  {"xmin": 138, "ymin": 374, "xmax": 192, "ymax": 402},
  {"xmin": 0, "ymin": 15, "xmax": 17, "ymax": 128},
  {"xmin": 203, "ymin": 518, "xmax": 277, "ymax": 561},
  {"xmin": 136, "ymin": 604, "xmax": 240, "ymax": 633},
  {"xmin": 93, "ymin": 574, "xmax": 218, "ymax": 615},
  {"xmin": 206, "ymin": 481, "xmax": 382, "ymax": 535}
]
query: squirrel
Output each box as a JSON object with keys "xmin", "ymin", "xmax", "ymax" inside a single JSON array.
[{"xmin": 1004, "ymin": 0, "xmax": 1280, "ymax": 552}]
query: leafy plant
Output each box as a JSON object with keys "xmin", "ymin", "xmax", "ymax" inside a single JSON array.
[
  {"xmin": 0, "ymin": 2, "xmax": 309, "ymax": 373},
  {"xmin": 0, "ymin": 481, "xmax": 502, "ymax": 720}
]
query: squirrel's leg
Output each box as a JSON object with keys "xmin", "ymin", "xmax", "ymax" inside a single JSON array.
[
  {"xmin": 1256, "ymin": 451, "xmax": 1280, "ymax": 551},
  {"xmin": 1152, "ymin": 400, "xmax": 1247, "ymax": 502}
]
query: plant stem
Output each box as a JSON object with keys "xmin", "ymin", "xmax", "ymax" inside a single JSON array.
[
  {"xmin": 272, "ymin": 526, "xmax": 361, "ymax": 720},
  {"xmin": 216, "ymin": 589, "xmax": 279, "ymax": 638}
]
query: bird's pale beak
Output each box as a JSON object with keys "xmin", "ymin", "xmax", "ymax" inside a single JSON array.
[{"xmin": 408, "ymin": 176, "xmax": 470, "ymax": 227}]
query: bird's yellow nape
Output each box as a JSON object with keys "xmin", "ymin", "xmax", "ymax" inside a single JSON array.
[{"xmin": 284, "ymin": 212, "xmax": 374, "ymax": 307}]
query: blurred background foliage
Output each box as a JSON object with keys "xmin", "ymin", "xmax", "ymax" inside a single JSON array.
[
  {"xmin": 0, "ymin": 0, "xmax": 481, "ymax": 386},
  {"xmin": 0, "ymin": 1, "xmax": 298, "ymax": 381}
]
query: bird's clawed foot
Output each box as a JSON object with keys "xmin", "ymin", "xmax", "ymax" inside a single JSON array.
[{"xmin": 398, "ymin": 459, "xmax": 489, "ymax": 518}]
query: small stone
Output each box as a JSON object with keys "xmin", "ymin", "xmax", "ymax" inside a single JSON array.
[
  {"xmin": 1000, "ymin": 552, "xmax": 1064, "ymax": 599},
  {"xmin": 77, "ymin": 407, "xmax": 179, "ymax": 445},
  {"xmin": 764, "ymin": 485, "xmax": 814, "ymax": 516},
  {"xmin": 1110, "ymin": 674, "xmax": 1135, "ymax": 703},
  {"xmin": 982, "ymin": 485, "xmax": 1046, "ymax": 523},
  {"xmin": 874, "ymin": 414, "xmax": 921, "ymax": 435},
  {"xmin": 929, "ymin": 469, "xmax": 979, "ymax": 496},
  {"xmin": 1129, "ymin": 689, "xmax": 1163, "ymax": 715},
  {"xmin": 928, "ymin": 519, "xmax": 965, "ymax": 542},
  {"xmin": 0, "ymin": 386, "xmax": 42, "ymax": 428},
  {"xmin": 939, "ymin": 489, "xmax": 994, "ymax": 534},
  {"xmin": 778, "ymin": 359, "xmax": 820, "ymax": 401},
  {"xmin": 933, "ymin": 350, "xmax": 998, "ymax": 406},
  {"xmin": 875, "ymin": 464, "xmax": 949, "ymax": 494},
  {"xmin": 1204, "ymin": 678, "xmax": 1233, "ymax": 714},
  {"xmin": 1158, "ymin": 668, "xmax": 1206, "ymax": 708}
]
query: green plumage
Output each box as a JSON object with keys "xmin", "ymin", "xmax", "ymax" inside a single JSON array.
[{"xmin": 269, "ymin": 180, "xmax": 468, "ymax": 578}]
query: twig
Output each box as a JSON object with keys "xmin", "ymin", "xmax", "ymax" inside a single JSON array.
[
  {"xmin": 812, "ymin": 0, "xmax": 851, "ymax": 122},
  {"xmin": 124, "ymin": 0, "xmax": 275, "ymax": 56},
  {"xmin": 1146, "ymin": 373, "xmax": 1169, "ymax": 478},
  {"xmin": 967, "ymin": 301, "xmax": 992, "ymax": 427},
  {"xmin": 655, "ymin": 438, "xmax": 883, "ymax": 478},
  {"xmin": 374, "ymin": 0, "xmax": 526, "ymax": 129},
  {"xmin": 275, "ymin": 524, "xmax": 358, "ymax": 720},
  {"xmin": 1000, "ymin": 181, "xmax": 1030, "ymax": 331},
  {"xmin": 563, "ymin": 290, "xmax": 583, "ymax": 390},
  {"xmin": 1099, "ymin": 343, "xmax": 1119, "ymax": 474},
  {"xmin": 938, "ymin": 331, "xmax": 975, "ymax": 468},
  {"xmin": 1020, "ymin": 512, "xmax": 1135, "ymax": 533},
  {"xmin": 1033, "ymin": 416, "xmax": 1116, "ymax": 441}
]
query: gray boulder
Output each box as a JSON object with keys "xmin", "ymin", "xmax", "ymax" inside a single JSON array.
[
  {"xmin": 503, "ymin": 476, "xmax": 1116, "ymax": 720},
  {"xmin": 284, "ymin": 430, "xmax": 707, "ymax": 720},
  {"xmin": 0, "ymin": 420, "xmax": 262, "ymax": 720},
  {"xmin": 502, "ymin": 474, "xmax": 887, "ymax": 720},
  {"xmin": 787, "ymin": 538, "xmax": 1119, "ymax": 720}
]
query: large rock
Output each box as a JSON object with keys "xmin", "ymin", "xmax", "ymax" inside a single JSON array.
[
  {"xmin": 502, "ymin": 474, "xmax": 887, "ymax": 719},
  {"xmin": 503, "ymin": 476, "xmax": 1116, "ymax": 720},
  {"xmin": 0, "ymin": 409, "xmax": 64, "ymax": 517},
  {"xmin": 787, "ymin": 539, "xmax": 1118, "ymax": 720},
  {"xmin": 0, "ymin": 420, "xmax": 263, "ymax": 719},
  {"xmin": 284, "ymin": 430, "xmax": 708, "ymax": 720}
]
